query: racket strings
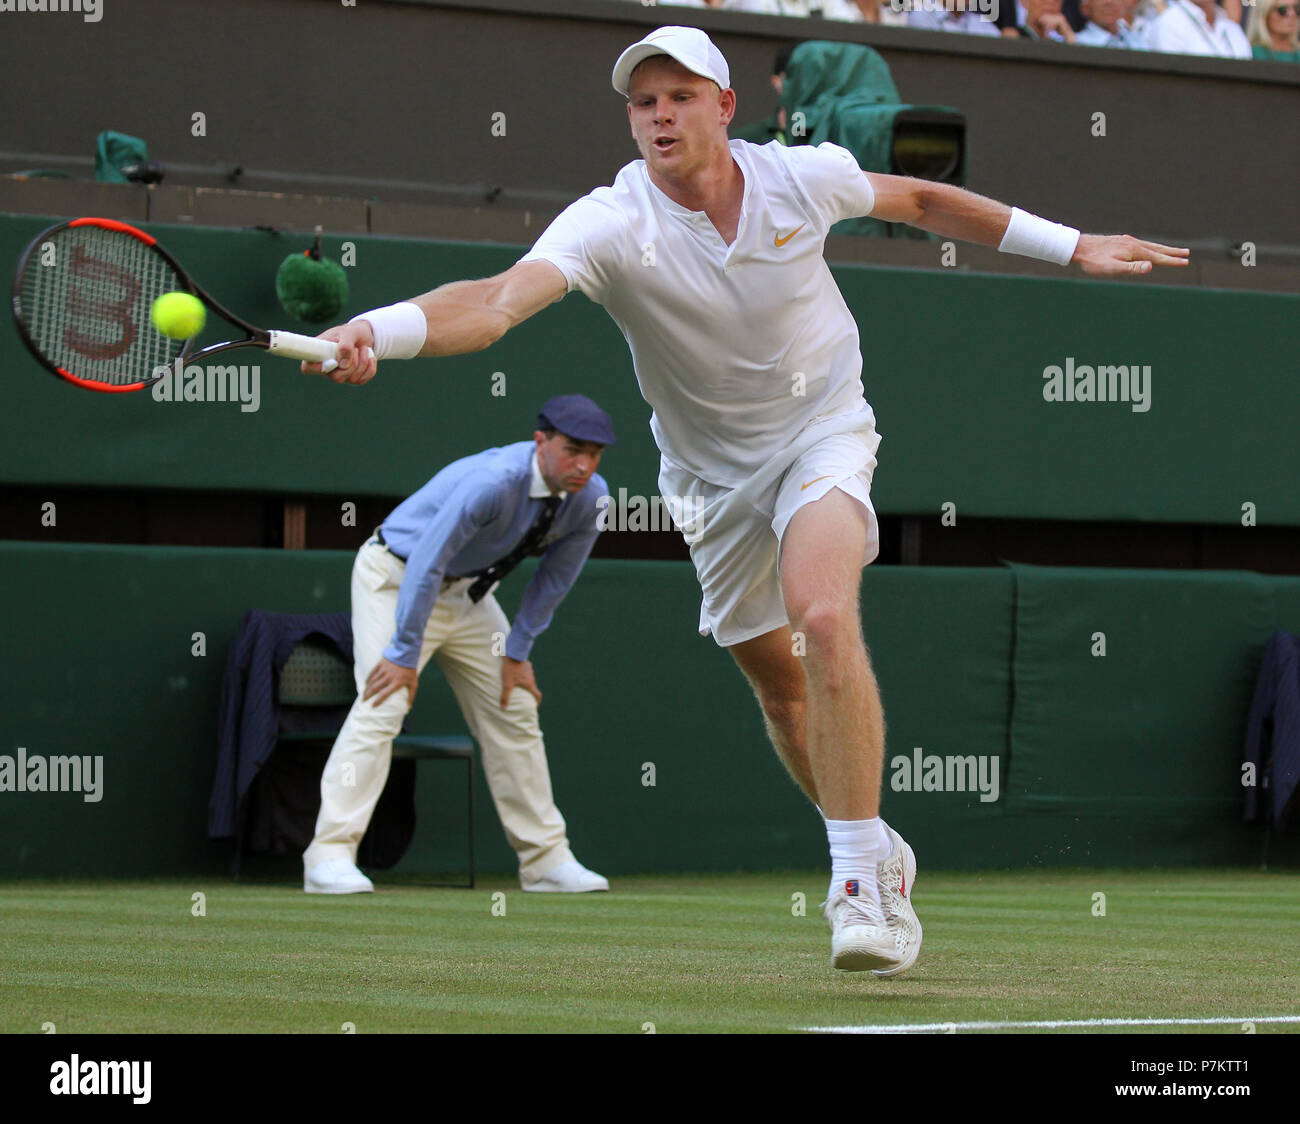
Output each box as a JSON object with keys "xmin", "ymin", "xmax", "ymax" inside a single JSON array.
[{"xmin": 20, "ymin": 225, "xmax": 185, "ymax": 387}]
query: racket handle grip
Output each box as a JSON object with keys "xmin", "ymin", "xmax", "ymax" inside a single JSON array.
[{"xmin": 268, "ymin": 330, "xmax": 340, "ymax": 370}]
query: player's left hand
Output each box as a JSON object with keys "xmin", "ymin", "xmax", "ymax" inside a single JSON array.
[
  {"xmin": 1072, "ymin": 234, "xmax": 1190, "ymax": 277},
  {"xmin": 500, "ymin": 657, "xmax": 542, "ymax": 708}
]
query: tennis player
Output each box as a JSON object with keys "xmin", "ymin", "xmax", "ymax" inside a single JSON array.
[{"xmin": 304, "ymin": 26, "xmax": 1188, "ymax": 975}]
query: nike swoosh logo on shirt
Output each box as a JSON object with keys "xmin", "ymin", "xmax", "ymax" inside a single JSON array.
[
  {"xmin": 800, "ymin": 475, "xmax": 833, "ymax": 491},
  {"xmin": 774, "ymin": 224, "xmax": 806, "ymax": 248}
]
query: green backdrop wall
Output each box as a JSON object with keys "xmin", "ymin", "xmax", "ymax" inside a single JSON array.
[
  {"xmin": 3, "ymin": 214, "xmax": 1298, "ymax": 527},
  {"xmin": 1, "ymin": 543, "xmax": 1295, "ymax": 879}
]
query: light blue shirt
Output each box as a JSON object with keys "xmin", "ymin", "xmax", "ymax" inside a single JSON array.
[
  {"xmin": 380, "ymin": 441, "xmax": 607, "ymax": 665},
  {"xmin": 1076, "ymin": 18, "xmax": 1149, "ymax": 47}
]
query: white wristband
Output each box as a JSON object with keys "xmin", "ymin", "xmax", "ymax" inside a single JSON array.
[
  {"xmin": 350, "ymin": 302, "xmax": 427, "ymax": 360},
  {"xmin": 997, "ymin": 207, "xmax": 1080, "ymax": 267}
]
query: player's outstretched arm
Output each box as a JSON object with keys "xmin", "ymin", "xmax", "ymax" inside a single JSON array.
[
  {"xmin": 863, "ymin": 172, "xmax": 1190, "ymax": 278},
  {"xmin": 301, "ymin": 259, "xmax": 569, "ymax": 385}
]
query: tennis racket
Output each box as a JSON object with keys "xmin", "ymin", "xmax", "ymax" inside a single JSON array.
[{"xmin": 10, "ymin": 216, "xmax": 340, "ymax": 393}]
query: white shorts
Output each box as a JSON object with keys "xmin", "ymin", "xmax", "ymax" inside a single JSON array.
[{"xmin": 658, "ymin": 405, "xmax": 882, "ymax": 647}]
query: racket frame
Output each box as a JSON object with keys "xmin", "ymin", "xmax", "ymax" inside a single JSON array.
[{"xmin": 11, "ymin": 216, "xmax": 337, "ymax": 393}]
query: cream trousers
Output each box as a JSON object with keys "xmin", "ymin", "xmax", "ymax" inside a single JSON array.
[{"xmin": 304, "ymin": 540, "xmax": 574, "ymax": 881}]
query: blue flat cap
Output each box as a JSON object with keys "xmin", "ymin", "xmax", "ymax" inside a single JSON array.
[{"xmin": 537, "ymin": 394, "xmax": 616, "ymax": 446}]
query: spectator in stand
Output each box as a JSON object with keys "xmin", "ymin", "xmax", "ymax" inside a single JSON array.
[
  {"xmin": 1076, "ymin": 0, "xmax": 1151, "ymax": 44},
  {"xmin": 996, "ymin": 1, "xmax": 1027, "ymax": 34},
  {"xmin": 1128, "ymin": 0, "xmax": 1168, "ymax": 40},
  {"xmin": 995, "ymin": 0, "xmax": 1087, "ymax": 35},
  {"xmin": 1145, "ymin": 0, "xmax": 1252, "ymax": 56},
  {"xmin": 1004, "ymin": 0, "xmax": 1079, "ymax": 40},
  {"xmin": 827, "ymin": 0, "xmax": 911, "ymax": 28},
  {"xmin": 725, "ymin": 0, "xmax": 820, "ymax": 13},
  {"xmin": 1247, "ymin": 0, "xmax": 1300, "ymax": 59},
  {"xmin": 721, "ymin": 0, "xmax": 902, "ymax": 16},
  {"xmin": 906, "ymin": 2, "xmax": 1002, "ymax": 35}
]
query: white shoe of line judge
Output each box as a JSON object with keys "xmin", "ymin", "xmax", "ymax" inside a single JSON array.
[
  {"xmin": 522, "ymin": 859, "xmax": 610, "ymax": 893},
  {"xmin": 304, "ymin": 857, "xmax": 609, "ymax": 894},
  {"xmin": 304, "ymin": 858, "xmax": 374, "ymax": 895}
]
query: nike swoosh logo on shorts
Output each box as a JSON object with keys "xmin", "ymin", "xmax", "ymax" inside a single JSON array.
[
  {"xmin": 774, "ymin": 224, "xmax": 806, "ymax": 247},
  {"xmin": 800, "ymin": 475, "xmax": 833, "ymax": 491}
]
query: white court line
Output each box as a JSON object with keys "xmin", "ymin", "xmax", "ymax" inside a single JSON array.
[{"xmin": 802, "ymin": 1015, "xmax": 1300, "ymax": 1034}]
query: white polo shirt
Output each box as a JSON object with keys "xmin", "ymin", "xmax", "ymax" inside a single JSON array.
[
  {"xmin": 518, "ymin": 139, "xmax": 875, "ymax": 488},
  {"xmin": 1144, "ymin": 0, "xmax": 1252, "ymax": 57}
]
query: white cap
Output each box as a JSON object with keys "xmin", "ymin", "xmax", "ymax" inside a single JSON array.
[{"xmin": 611, "ymin": 25, "xmax": 731, "ymax": 97}]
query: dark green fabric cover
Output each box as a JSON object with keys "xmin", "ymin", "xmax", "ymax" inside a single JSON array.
[
  {"xmin": 3, "ymin": 544, "xmax": 1296, "ymax": 876},
  {"xmin": 781, "ymin": 40, "xmax": 955, "ymax": 239},
  {"xmin": 94, "ymin": 131, "xmax": 149, "ymax": 184}
]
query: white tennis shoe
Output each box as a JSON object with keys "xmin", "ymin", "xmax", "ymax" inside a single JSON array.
[
  {"xmin": 873, "ymin": 822, "xmax": 922, "ymax": 978},
  {"xmin": 304, "ymin": 858, "xmax": 374, "ymax": 895},
  {"xmin": 522, "ymin": 859, "xmax": 609, "ymax": 893},
  {"xmin": 823, "ymin": 882, "xmax": 899, "ymax": 972}
]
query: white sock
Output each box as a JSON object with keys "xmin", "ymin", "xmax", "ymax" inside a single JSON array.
[
  {"xmin": 878, "ymin": 819, "xmax": 894, "ymax": 861},
  {"xmin": 824, "ymin": 817, "xmax": 886, "ymax": 907},
  {"xmin": 820, "ymin": 810, "xmax": 892, "ymax": 858}
]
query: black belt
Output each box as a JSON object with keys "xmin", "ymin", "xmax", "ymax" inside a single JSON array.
[
  {"xmin": 375, "ymin": 528, "xmax": 464, "ymax": 587},
  {"xmin": 375, "ymin": 526, "xmax": 406, "ymax": 562}
]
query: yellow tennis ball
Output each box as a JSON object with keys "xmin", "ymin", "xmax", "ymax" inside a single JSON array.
[{"xmin": 150, "ymin": 292, "xmax": 205, "ymax": 339}]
